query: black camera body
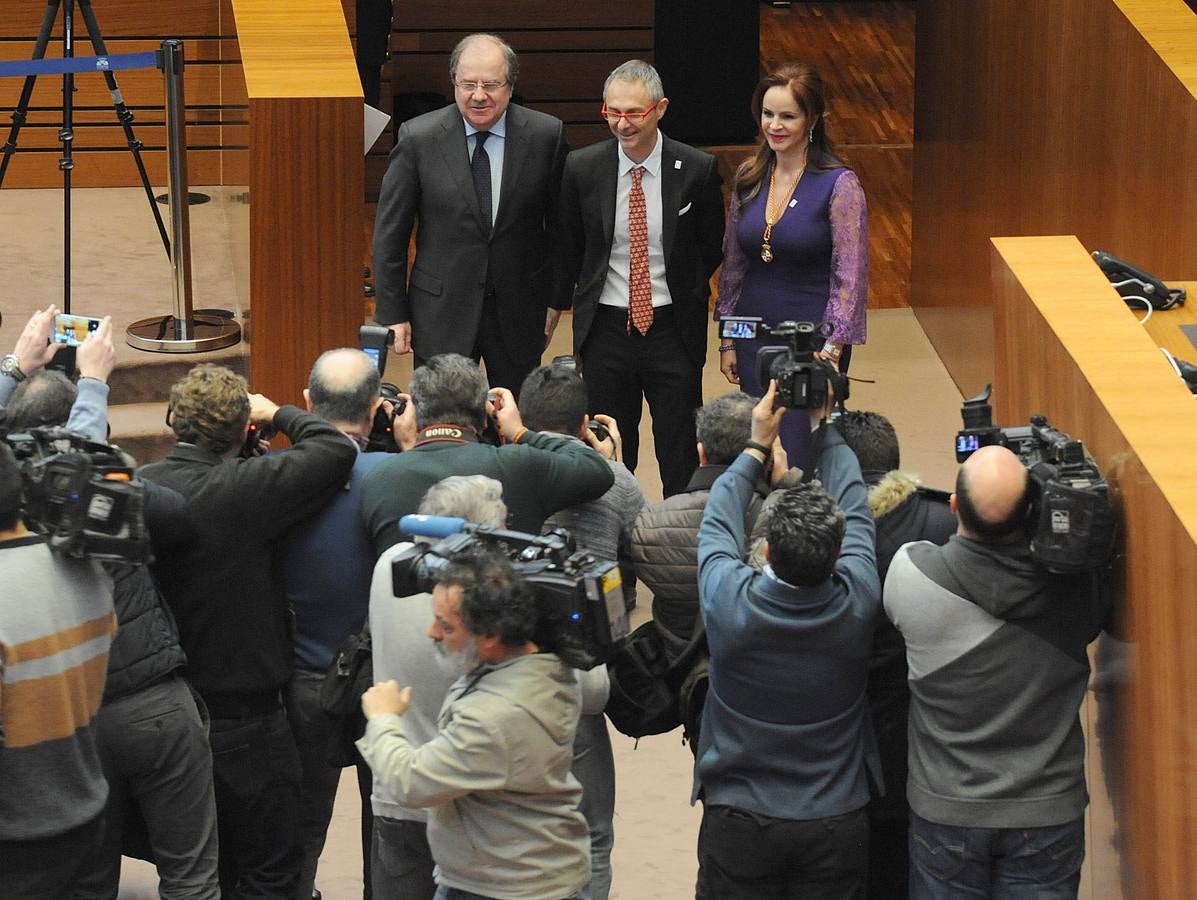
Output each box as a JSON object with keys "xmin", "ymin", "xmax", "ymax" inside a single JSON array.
[
  {"xmin": 955, "ymin": 386, "xmax": 1115, "ymax": 574},
  {"xmin": 365, "ymin": 382, "xmax": 406, "ymax": 453},
  {"xmin": 2, "ymin": 426, "xmax": 149, "ymax": 563},
  {"xmin": 719, "ymin": 317, "xmax": 846, "ymax": 409},
  {"xmin": 390, "ymin": 516, "xmax": 629, "ymax": 669}
]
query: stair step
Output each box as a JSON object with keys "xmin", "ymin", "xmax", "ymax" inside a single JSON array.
[
  {"xmin": 108, "ymin": 401, "xmax": 175, "ymax": 466},
  {"xmin": 106, "ymin": 347, "xmax": 249, "ymax": 406}
]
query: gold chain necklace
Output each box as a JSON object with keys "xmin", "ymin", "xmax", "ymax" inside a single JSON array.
[{"xmin": 761, "ymin": 164, "xmax": 804, "ymax": 263}]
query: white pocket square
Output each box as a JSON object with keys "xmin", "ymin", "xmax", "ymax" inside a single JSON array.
[{"xmin": 678, "ymin": 202, "xmax": 692, "ymax": 216}]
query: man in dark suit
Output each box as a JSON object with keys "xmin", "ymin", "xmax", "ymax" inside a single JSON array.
[
  {"xmin": 560, "ymin": 60, "xmax": 724, "ymax": 497},
  {"xmin": 373, "ymin": 33, "xmax": 569, "ymax": 392}
]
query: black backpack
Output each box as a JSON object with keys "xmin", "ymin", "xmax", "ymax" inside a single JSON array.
[{"xmin": 605, "ymin": 612, "xmax": 708, "ymax": 742}]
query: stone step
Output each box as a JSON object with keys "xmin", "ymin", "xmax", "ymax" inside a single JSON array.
[
  {"xmin": 105, "ymin": 343, "xmax": 249, "ymax": 406},
  {"xmin": 108, "ymin": 401, "xmax": 175, "ymax": 466}
]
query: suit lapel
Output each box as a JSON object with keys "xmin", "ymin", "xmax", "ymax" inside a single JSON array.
[
  {"xmin": 494, "ymin": 106, "xmax": 525, "ymax": 234},
  {"xmin": 660, "ymin": 137, "xmax": 683, "ymax": 269},
  {"xmin": 436, "ymin": 107, "xmax": 488, "ymax": 234},
  {"xmin": 600, "ymin": 140, "xmax": 619, "ymax": 248}
]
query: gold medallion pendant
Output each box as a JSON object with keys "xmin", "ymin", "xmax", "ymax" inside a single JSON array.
[{"xmin": 761, "ymin": 163, "xmax": 804, "ymax": 266}]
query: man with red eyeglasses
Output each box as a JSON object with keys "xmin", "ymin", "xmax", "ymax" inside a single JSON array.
[{"xmin": 560, "ymin": 60, "xmax": 724, "ymax": 497}]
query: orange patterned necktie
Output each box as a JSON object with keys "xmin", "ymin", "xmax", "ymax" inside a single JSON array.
[{"xmin": 627, "ymin": 166, "xmax": 653, "ymax": 335}]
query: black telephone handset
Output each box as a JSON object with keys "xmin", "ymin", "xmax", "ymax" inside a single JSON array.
[{"xmin": 1092, "ymin": 250, "xmax": 1186, "ymax": 310}]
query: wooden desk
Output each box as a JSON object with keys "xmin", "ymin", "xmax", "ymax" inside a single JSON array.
[
  {"xmin": 1142, "ymin": 282, "xmax": 1197, "ymax": 361},
  {"xmin": 991, "ymin": 234, "xmax": 1197, "ymax": 898}
]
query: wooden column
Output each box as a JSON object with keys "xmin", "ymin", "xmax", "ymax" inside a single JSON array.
[{"xmin": 233, "ymin": 0, "xmax": 363, "ymax": 406}]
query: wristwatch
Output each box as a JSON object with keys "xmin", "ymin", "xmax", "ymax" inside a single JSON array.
[{"xmin": 0, "ymin": 353, "xmax": 25, "ymax": 382}]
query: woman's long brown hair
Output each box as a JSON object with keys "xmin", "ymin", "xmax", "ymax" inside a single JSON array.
[{"xmin": 735, "ymin": 63, "xmax": 843, "ymax": 208}]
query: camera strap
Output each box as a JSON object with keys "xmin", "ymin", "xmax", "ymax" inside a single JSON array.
[{"xmin": 801, "ymin": 420, "xmax": 829, "ymax": 484}]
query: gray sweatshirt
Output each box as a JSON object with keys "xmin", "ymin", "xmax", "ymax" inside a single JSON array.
[{"xmin": 884, "ymin": 535, "xmax": 1107, "ymax": 828}]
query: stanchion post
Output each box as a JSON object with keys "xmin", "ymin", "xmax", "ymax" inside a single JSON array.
[
  {"xmin": 161, "ymin": 39, "xmax": 193, "ymax": 341},
  {"xmin": 125, "ymin": 38, "xmax": 240, "ymax": 354}
]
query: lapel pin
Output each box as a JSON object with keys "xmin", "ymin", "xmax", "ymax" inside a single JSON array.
[
  {"xmin": 674, "ymin": 160, "xmax": 682, "ymax": 170},
  {"xmin": 789, "ymin": 198, "xmax": 798, "ymax": 208}
]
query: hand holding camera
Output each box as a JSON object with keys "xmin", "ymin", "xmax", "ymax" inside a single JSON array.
[
  {"xmin": 248, "ymin": 392, "xmax": 280, "ymax": 426},
  {"xmin": 750, "ymin": 380, "xmax": 786, "ymax": 453},
  {"xmin": 488, "ymin": 387, "xmax": 526, "ymax": 442},
  {"xmin": 584, "ymin": 413, "xmax": 620, "ymax": 460},
  {"xmin": 11, "ymin": 305, "xmax": 63, "ymax": 374},
  {"xmin": 389, "ymin": 391, "xmax": 418, "ymax": 451},
  {"xmin": 76, "ymin": 316, "xmax": 116, "ymax": 383}
]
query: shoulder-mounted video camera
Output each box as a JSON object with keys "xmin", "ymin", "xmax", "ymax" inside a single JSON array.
[
  {"xmin": 955, "ymin": 385, "xmax": 1115, "ymax": 574},
  {"xmin": 389, "ymin": 515, "xmax": 630, "ymax": 670},
  {"xmin": 2, "ymin": 426, "xmax": 149, "ymax": 563},
  {"xmin": 718, "ymin": 317, "xmax": 849, "ymax": 409}
]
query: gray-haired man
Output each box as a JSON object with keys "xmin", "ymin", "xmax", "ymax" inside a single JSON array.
[
  {"xmin": 372, "ymin": 33, "xmax": 569, "ymax": 391},
  {"xmin": 560, "ymin": 59, "xmax": 724, "ymax": 496}
]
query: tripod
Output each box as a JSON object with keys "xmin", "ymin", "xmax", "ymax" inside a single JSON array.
[{"xmin": 0, "ymin": 0, "xmax": 170, "ymax": 313}]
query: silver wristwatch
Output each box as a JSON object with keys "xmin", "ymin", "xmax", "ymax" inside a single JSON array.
[{"xmin": 0, "ymin": 354, "xmax": 25, "ymax": 382}]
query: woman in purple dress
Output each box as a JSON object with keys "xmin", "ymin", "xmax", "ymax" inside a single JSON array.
[{"xmin": 716, "ymin": 63, "xmax": 868, "ymax": 470}]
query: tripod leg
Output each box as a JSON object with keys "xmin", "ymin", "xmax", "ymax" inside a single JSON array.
[
  {"xmin": 0, "ymin": 0, "xmax": 62, "ymax": 187},
  {"xmin": 75, "ymin": 0, "xmax": 171, "ymax": 256}
]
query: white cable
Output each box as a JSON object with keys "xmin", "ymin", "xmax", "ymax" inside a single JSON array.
[
  {"xmin": 1121, "ymin": 295, "xmax": 1152, "ymax": 324},
  {"xmin": 1160, "ymin": 346, "xmax": 1182, "ymax": 377}
]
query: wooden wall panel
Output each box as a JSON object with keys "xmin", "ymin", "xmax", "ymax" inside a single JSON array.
[
  {"xmin": 0, "ymin": 3, "xmax": 224, "ymax": 37},
  {"xmin": 991, "ymin": 235, "xmax": 1197, "ymax": 899},
  {"xmin": 375, "ymin": 2, "xmax": 654, "ymax": 174},
  {"xmin": 0, "ymin": 1, "xmax": 248, "ymax": 187},
  {"xmin": 911, "ymin": 0, "xmax": 1197, "ymax": 396}
]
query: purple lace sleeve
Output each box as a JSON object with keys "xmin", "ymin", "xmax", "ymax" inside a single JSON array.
[
  {"xmin": 826, "ymin": 169, "xmax": 869, "ymax": 345},
  {"xmin": 715, "ymin": 193, "xmax": 747, "ymax": 319}
]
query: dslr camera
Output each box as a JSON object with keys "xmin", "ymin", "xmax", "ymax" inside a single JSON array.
[
  {"xmin": 389, "ymin": 515, "xmax": 629, "ymax": 670},
  {"xmin": 718, "ymin": 317, "xmax": 848, "ymax": 409},
  {"xmin": 2, "ymin": 426, "xmax": 149, "ymax": 563},
  {"xmin": 955, "ymin": 385, "xmax": 1115, "ymax": 574}
]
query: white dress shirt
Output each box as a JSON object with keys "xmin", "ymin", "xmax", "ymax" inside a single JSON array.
[
  {"xmin": 599, "ymin": 132, "xmax": 674, "ymax": 309},
  {"xmin": 463, "ymin": 112, "xmax": 506, "ymax": 226}
]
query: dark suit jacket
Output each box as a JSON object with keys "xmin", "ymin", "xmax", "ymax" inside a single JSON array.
[
  {"xmin": 373, "ymin": 103, "xmax": 569, "ymax": 363},
  {"xmin": 560, "ymin": 135, "xmax": 724, "ymax": 366}
]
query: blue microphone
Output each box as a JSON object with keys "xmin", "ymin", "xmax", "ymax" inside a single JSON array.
[{"xmin": 399, "ymin": 514, "xmax": 467, "ymax": 539}]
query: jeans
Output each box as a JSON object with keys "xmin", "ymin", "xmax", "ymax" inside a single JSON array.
[
  {"xmin": 73, "ymin": 674, "xmax": 220, "ymax": 900},
  {"xmin": 433, "ymin": 888, "xmax": 580, "ymax": 900},
  {"xmin": 572, "ymin": 713, "xmax": 615, "ymax": 900},
  {"xmin": 371, "ymin": 816, "xmax": 436, "ymax": 900},
  {"xmin": 696, "ymin": 804, "xmax": 869, "ymax": 900},
  {"xmin": 285, "ymin": 669, "xmax": 349, "ymax": 900},
  {"xmin": 908, "ymin": 812, "xmax": 1085, "ymax": 899},
  {"xmin": 209, "ymin": 705, "xmax": 302, "ymax": 899}
]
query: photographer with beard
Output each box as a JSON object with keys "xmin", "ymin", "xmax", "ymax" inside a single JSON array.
[
  {"xmin": 359, "ymin": 552, "xmax": 592, "ymax": 900},
  {"xmin": 365, "ymin": 475, "xmax": 509, "ymax": 900}
]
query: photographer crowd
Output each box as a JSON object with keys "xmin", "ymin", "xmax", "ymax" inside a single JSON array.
[{"xmin": 0, "ymin": 40, "xmax": 1116, "ymax": 900}]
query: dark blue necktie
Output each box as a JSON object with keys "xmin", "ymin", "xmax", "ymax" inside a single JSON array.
[{"xmin": 471, "ymin": 131, "xmax": 492, "ymax": 233}]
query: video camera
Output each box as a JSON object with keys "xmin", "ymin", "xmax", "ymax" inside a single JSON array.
[
  {"xmin": 1, "ymin": 426, "xmax": 149, "ymax": 563},
  {"xmin": 718, "ymin": 317, "xmax": 848, "ymax": 409},
  {"xmin": 389, "ymin": 515, "xmax": 629, "ymax": 670},
  {"xmin": 955, "ymin": 385, "xmax": 1115, "ymax": 574}
]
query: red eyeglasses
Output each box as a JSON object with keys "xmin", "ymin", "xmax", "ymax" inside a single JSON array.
[{"xmin": 600, "ymin": 100, "xmax": 662, "ymax": 125}]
